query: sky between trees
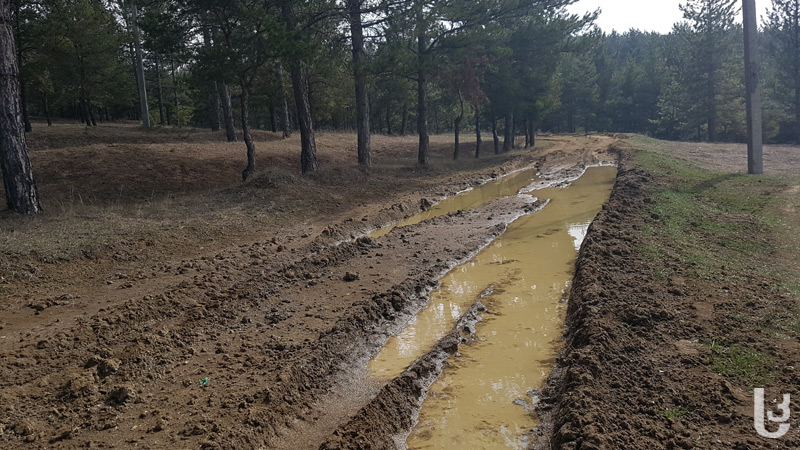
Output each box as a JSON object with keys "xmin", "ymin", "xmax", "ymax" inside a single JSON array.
[{"xmin": 568, "ymin": 0, "xmax": 770, "ymax": 33}]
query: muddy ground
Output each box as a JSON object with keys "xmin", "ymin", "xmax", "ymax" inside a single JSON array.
[
  {"xmin": 535, "ymin": 142, "xmax": 800, "ymax": 449},
  {"xmin": 3, "ymin": 125, "xmax": 797, "ymax": 449},
  {"xmin": 0, "ymin": 125, "xmax": 614, "ymax": 449}
]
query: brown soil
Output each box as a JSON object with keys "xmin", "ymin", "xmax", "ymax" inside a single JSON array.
[
  {"xmin": 0, "ymin": 125, "xmax": 616, "ymax": 449},
  {"xmin": 534, "ymin": 144, "xmax": 800, "ymax": 449}
]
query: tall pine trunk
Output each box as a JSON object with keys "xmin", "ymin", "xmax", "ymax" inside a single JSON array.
[
  {"xmin": 0, "ymin": 2, "xmax": 41, "ymax": 213},
  {"xmin": 503, "ymin": 111, "xmax": 513, "ymax": 152},
  {"xmin": 528, "ymin": 119, "xmax": 535, "ymax": 148},
  {"xmin": 453, "ymin": 91, "xmax": 464, "ymax": 160},
  {"xmin": 277, "ymin": 65, "xmax": 291, "ymax": 138},
  {"xmin": 475, "ymin": 106, "xmax": 481, "ymax": 158},
  {"xmin": 210, "ymin": 81, "xmax": 220, "ymax": 131},
  {"xmin": 282, "ymin": 5, "xmax": 318, "ymax": 174},
  {"xmin": 288, "ymin": 61, "xmax": 318, "ymax": 173},
  {"xmin": 492, "ymin": 116, "xmax": 499, "ymax": 154},
  {"xmin": 417, "ymin": 36, "xmax": 429, "ymax": 165},
  {"xmin": 239, "ymin": 80, "xmax": 256, "ymax": 181},
  {"xmin": 88, "ymin": 101, "xmax": 97, "ymax": 126},
  {"xmin": 13, "ymin": 0, "xmax": 30, "ymax": 132},
  {"xmin": 130, "ymin": 2, "xmax": 149, "ymax": 128},
  {"xmin": 43, "ymin": 93, "xmax": 52, "ymax": 126},
  {"xmin": 220, "ymin": 82, "xmax": 237, "ymax": 142},
  {"xmin": 523, "ymin": 118, "xmax": 528, "ymax": 148},
  {"xmin": 706, "ymin": 61, "xmax": 717, "ymax": 142},
  {"xmin": 401, "ymin": 104, "xmax": 408, "ymax": 135},
  {"xmin": 156, "ymin": 56, "xmax": 165, "ymax": 125},
  {"xmin": 203, "ymin": 27, "xmax": 220, "ymax": 132},
  {"xmin": 172, "ymin": 60, "xmax": 179, "ymax": 126}
]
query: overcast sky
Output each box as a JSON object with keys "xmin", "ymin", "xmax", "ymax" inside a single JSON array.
[{"xmin": 566, "ymin": 0, "xmax": 772, "ymax": 34}]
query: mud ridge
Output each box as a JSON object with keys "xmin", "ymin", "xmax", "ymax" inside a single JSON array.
[
  {"xmin": 532, "ymin": 154, "xmax": 654, "ymax": 449},
  {"xmin": 319, "ymin": 300, "xmax": 487, "ymax": 450},
  {"xmin": 313, "ymin": 157, "xmax": 540, "ymax": 246}
]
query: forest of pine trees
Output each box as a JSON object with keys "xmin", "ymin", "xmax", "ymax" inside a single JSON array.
[{"xmin": 4, "ymin": 0, "xmax": 800, "ymax": 207}]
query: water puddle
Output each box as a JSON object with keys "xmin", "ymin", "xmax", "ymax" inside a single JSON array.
[
  {"xmin": 367, "ymin": 166, "xmax": 617, "ymax": 449},
  {"xmin": 369, "ymin": 168, "xmax": 538, "ymax": 238}
]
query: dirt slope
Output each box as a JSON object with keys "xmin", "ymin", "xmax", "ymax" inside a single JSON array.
[{"xmin": 535, "ymin": 144, "xmax": 800, "ymax": 450}]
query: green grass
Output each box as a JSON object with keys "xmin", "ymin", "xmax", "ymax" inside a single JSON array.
[
  {"xmin": 707, "ymin": 341, "xmax": 776, "ymax": 385},
  {"xmin": 632, "ymin": 147, "xmax": 787, "ymax": 280},
  {"xmin": 656, "ymin": 406, "xmax": 690, "ymax": 419},
  {"xmin": 627, "ymin": 138, "xmax": 800, "ymax": 388}
]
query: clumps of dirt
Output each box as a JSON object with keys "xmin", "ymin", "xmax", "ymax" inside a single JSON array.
[
  {"xmin": 313, "ymin": 159, "xmax": 540, "ymax": 246},
  {"xmin": 319, "ymin": 301, "xmax": 488, "ymax": 450},
  {"xmin": 533, "ymin": 151, "xmax": 800, "ymax": 449},
  {"xmin": 26, "ymin": 293, "xmax": 75, "ymax": 313}
]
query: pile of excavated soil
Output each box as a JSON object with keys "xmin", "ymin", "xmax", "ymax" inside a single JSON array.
[{"xmin": 534, "ymin": 149, "xmax": 800, "ymax": 449}]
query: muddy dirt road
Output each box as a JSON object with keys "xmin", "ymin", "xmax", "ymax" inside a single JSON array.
[{"xmin": 0, "ymin": 132, "xmax": 617, "ymax": 449}]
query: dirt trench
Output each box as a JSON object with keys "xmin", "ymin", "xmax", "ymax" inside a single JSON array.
[{"xmin": 0, "ymin": 136, "xmax": 618, "ymax": 449}]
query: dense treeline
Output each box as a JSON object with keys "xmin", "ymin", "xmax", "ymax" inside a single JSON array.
[
  {"xmin": 15, "ymin": 0, "xmax": 800, "ymax": 146},
  {"xmin": 3, "ymin": 0, "xmax": 800, "ymax": 212}
]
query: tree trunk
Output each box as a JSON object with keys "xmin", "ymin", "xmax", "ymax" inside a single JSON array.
[
  {"xmin": 270, "ymin": 104, "xmax": 277, "ymax": 133},
  {"xmin": 239, "ymin": 81, "xmax": 256, "ymax": 181},
  {"xmin": 475, "ymin": 106, "xmax": 481, "ymax": 158},
  {"xmin": 523, "ymin": 118, "xmax": 528, "ymax": 148},
  {"xmin": 0, "ymin": 3, "xmax": 41, "ymax": 214},
  {"xmin": 156, "ymin": 56, "xmax": 165, "ymax": 125},
  {"xmin": 528, "ymin": 119, "xmax": 535, "ymax": 148},
  {"xmin": 282, "ymin": 4, "xmax": 318, "ymax": 174},
  {"xmin": 503, "ymin": 112, "xmax": 513, "ymax": 152},
  {"xmin": 172, "ymin": 60, "xmax": 179, "ymax": 126},
  {"xmin": 288, "ymin": 61, "xmax": 318, "ymax": 173},
  {"xmin": 492, "ymin": 116, "xmax": 499, "ymax": 155},
  {"xmin": 453, "ymin": 91, "xmax": 464, "ymax": 160},
  {"xmin": 417, "ymin": 37, "xmax": 429, "ymax": 165},
  {"xmin": 13, "ymin": 0, "xmax": 30, "ymax": 133},
  {"xmin": 707, "ymin": 64, "xmax": 716, "ymax": 142},
  {"xmin": 386, "ymin": 104, "xmax": 392, "ymax": 135},
  {"xmin": 348, "ymin": 0, "xmax": 371, "ymax": 167},
  {"xmin": 43, "ymin": 93, "xmax": 52, "ymax": 126},
  {"xmin": 277, "ymin": 65, "xmax": 291, "ymax": 138},
  {"xmin": 88, "ymin": 101, "xmax": 97, "ymax": 126},
  {"xmin": 78, "ymin": 102, "xmax": 87, "ymax": 124},
  {"xmin": 220, "ymin": 82, "xmax": 237, "ymax": 142},
  {"xmin": 511, "ymin": 115, "xmax": 517, "ymax": 149},
  {"xmin": 210, "ymin": 82, "xmax": 220, "ymax": 131},
  {"xmin": 203, "ymin": 28, "xmax": 220, "ymax": 131},
  {"xmin": 794, "ymin": 1, "xmax": 800, "ymax": 143},
  {"xmin": 130, "ymin": 3, "xmax": 150, "ymax": 128},
  {"xmin": 401, "ymin": 104, "xmax": 408, "ymax": 135},
  {"xmin": 453, "ymin": 117, "xmax": 461, "ymax": 160}
]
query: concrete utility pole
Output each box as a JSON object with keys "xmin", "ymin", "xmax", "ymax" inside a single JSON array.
[{"xmin": 743, "ymin": 0, "xmax": 763, "ymax": 174}]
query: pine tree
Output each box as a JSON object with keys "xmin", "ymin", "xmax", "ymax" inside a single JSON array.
[
  {"xmin": 765, "ymin": 0, "xmax": 800, "ymax": 142},
  {"xmin": 679, "ymin": 0, "xmax": 739, "ymax": 142},
  {"xmin": 0, "ymin": 0, "xmax": 41, "ymax": 213}
]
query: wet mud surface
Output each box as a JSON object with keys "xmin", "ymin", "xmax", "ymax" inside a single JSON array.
[{"xmin": 0, "ymin": 135, "xmax": 619, "ymax": 449}]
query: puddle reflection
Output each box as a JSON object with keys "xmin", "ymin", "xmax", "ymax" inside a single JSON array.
[{"xmin": 367, "ymin": 166, "xmax": 617, "ymax": 449}]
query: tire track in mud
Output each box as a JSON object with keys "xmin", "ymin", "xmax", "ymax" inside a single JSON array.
[{"xmin": 0, "ymin": 137, "xmax": 620, "ymax": 449}]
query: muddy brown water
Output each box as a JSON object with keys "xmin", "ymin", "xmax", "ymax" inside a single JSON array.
[
  {"xmin": 369, "ymin": 168, "xmax": 539, "ymax": 239},
  {"xmin": 367, "ymin": 166, "xmax": 617, "ymax": 449}
]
